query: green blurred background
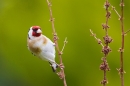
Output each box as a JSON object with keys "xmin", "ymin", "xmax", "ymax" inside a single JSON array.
[{"xmin": 0, "ymin": 0, "xmax": 130, "ymax": 86}]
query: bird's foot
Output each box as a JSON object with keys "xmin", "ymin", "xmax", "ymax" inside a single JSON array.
[{"xmin": 59, "ymin": 63, "xmax": 65, "ymax": 69}]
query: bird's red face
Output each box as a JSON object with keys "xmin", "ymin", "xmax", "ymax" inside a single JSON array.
[{"xmin": 32, "ymin": 26, "xmax": 42, "ymax": 37}]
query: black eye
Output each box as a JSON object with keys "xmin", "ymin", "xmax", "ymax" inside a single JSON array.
[{"xmin": 33, "ymin": 29, "xmax": 37, "ymax": 31}]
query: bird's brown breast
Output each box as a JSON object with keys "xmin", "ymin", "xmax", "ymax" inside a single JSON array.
[
  {"xmin": 27, "ymin": 35, "xmax": 48, "ymax": 55},
  {"xmin": 27, "ymin": 38, "xmax": 41, "ymax": 54},
  {"xmin": 43, "ymin": 36, "xmax": 47, "ymax": 45}
]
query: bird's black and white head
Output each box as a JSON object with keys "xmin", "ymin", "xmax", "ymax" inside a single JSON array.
[{"xmin": 28, "ymin": 26, "xmax": 42, "ymax": 39}]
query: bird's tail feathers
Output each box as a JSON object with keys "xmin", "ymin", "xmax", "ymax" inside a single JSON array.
[{"xmin": 49, "ymin": 62, "xmax": 58, "ymax": 72}]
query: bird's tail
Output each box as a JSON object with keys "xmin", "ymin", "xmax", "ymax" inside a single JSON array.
[{"xmin": 49, "ymin": 62, "xmax": 58, "ymax": 72}]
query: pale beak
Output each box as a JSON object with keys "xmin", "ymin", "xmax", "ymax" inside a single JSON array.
[{"xmin": 37, "ymin": 29, "xmax": 42, "ymax": 33}]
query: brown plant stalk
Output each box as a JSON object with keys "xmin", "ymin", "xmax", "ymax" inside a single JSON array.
[
  {"xmin": 110, "ymin": 1, "xmax": 130, "ymax": 86},
  {"xmin": 90, "ymin": 0, "xmax": 112, "ymax": 86},
  {"xmin": 100, "ymin": 0, "xmax": 111, "ymax": 86},
  {"xmin": 113, "ymin": 1, "xmax": 125, "ymax": 86},
  {"xmin": 46, "ymin": 0, "xmax": 67, "ymax": 86},
  {"xmin": 119, "ymin": 0, "xmax": 125, "ymax": 86}
]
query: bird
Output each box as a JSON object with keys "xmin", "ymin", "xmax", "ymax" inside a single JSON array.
[{"xmin": 27, "ymin": 26, "xmax": 58, "ymax": 72}]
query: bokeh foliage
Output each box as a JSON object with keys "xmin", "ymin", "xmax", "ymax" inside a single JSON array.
[{"xmin": 0, "ymin": 0, "xmax": 130, "ymax": 86}]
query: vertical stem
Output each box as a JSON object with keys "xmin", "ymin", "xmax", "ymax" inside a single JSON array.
[
  {"xmin": 120, "ymin": 0, "xmax": 124, "ymax": 86},
  {"xmin": 120, "ymin": 52, "xmax": 124, "ymax": 86},
  {"xmin": 46, "ymin": 0, "xmax": 67, "ymax": 86},
  {"xmin": 47, "ymin": 0, "xmax": 63, "ymax": 65},
  {"xmin": 102, "ymin": 0, "xmax": 110, "ymax": 85},
  {"xmin": 103, "ymin": 71, "xmax": 106, "ymax": 86},
  {"xmin": 105, "ymin": 0, "xmax": 109, "ymax": 36},
  {"xmin": 103, "ymin": 56, "xmax": 107, "ymax": 86}
]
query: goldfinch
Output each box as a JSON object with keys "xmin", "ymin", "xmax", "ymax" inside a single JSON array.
[{"xmin": 27, "ymin": 26, "xmax": 58, "ymax": 72}]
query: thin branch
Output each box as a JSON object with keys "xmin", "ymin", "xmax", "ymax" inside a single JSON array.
[
  {"xmin": 61, "ymin": 37, "xmax": 68, "ymax": 53},
  {"xmin": 90, "ymin": 29, "xmax": 104, "ymax": 47},
  {"xmin": 100, "ymin": 0, "xmax": 112, "ymax": 86},
  {"xmin": 124, "ymin": 29, "xmax": 130, "ymax": 34},
  {"xmin": 46, "ymin": 0, "xmax": 67, "ymax": 86},
  {"xmin": 111, "ymin": 6, "xmax": 121, "ymax": 18},
  {"xmin": 119, "ymin": 0, "xmax": 125, "ymax": 86},
  {"xmin": 90, "ymin": 1, "xmax": 112, "ymax": 86}
]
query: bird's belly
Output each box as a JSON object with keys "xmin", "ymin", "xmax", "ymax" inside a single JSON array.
[{"xmin": 38, "ymin": 50, "xmax": 55, "ymax": 62}]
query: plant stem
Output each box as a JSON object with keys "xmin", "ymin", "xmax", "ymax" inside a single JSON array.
[
  {"xmin": 101, "ymin": 0, "xmax": 111, "ymax": 86},
  {"xmin": 120, "ymin": 0, "xmax": 124, "ymax": 86},
  {"xmin": 46, "ymin": 0, "xmax": 67, "ymax": 86}
]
